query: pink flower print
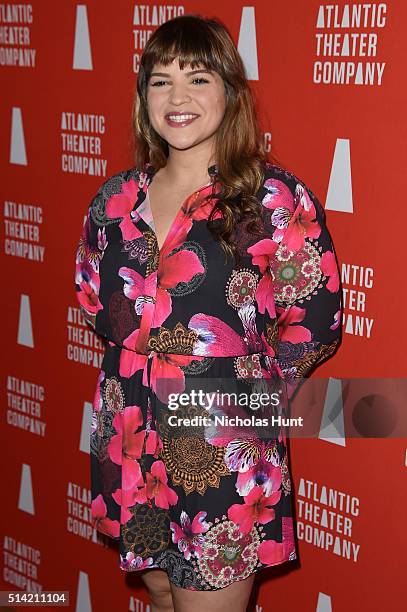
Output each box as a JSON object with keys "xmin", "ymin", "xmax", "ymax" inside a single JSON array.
[
  {"xmin": 119, "ymin": 268, "xmax": 157, "ymax": 315},
  {"xmin": 153, "ymin": 249, "xmax": 205, "ymax": 327},
  {"xmin": 258, "ymin": 539, "xmax": 284, "ymax": 565},
  {"xmin": 262, "ymin": 177, "xmax": 295, "ymax": 211},
  {"xmin": 91, "ymin": 494, "xmax": 120, "ymax": 538},
  {"xmin": 118, "ymin": 348, "xmax": 199, "ymax": 404},
  {"xmin": 120, "ymin": 249, "xmax": 204, "ymax": 329},
  {"xmin": 258, "ymin": 517, "xmax": 296, "ymax": 565},
  {"xmin": 188, "ymin": 313, "xmax": 248, "ymax": 356},
  {"xmin": 119, "ymin": 344, "xmax": 148, "ymax": 379},
  {"xmin": 222, "ymin": 437, "xmax": 282, "ymax": 496},
  {"xmin": 156, "ymin": 182, "xmax": 222, "ymax": 258},
  {"xmin": 150, "ymin": 352, "xmax": 199, "ymax": 404},
  {"xmin": 112, "ymin": 483, "xmax": 147, "ymax": 524},
  {"xmin": 247, "ymin": 239, "xmax": 279, "ymax": 317},
  {"xmin": 261, "ymin": 178, "xmax": 296, "ymax": 243},
  {"xmin": 119, "ymin": 267, "xmax": 147, "ymax": 301},
  {"xmin": 236, "ymin": 456, "xmax": 282, "ymax": 497},
  {"xmin": 281, "ymin": 184, "xmax": 321, "ymax": 252},
  {"xmin": 330, "ymin": 309, "xmax": 342, "ymax": 331},
  {"xmin": 108, "ymin": 405, "xmax": 146, "ymax": 490},
  {"xmin": 255, "ymin": 273, "xmax": 276, "ymax": 318},
  {"xmin": 105, "ymin": 178, "xmax": 143, "ymax": 241},
  {"xmin": 276, "ymin": 305, "xmax": 311, "ymax": 343},
  {"xmin": 247, "ymin": 239, "xmax": 279, "ymax": 274},
  {"xmin": 145, "ymin": 460, "xmax": 178, "ymax": 509},
  {"xmin": 228, "ymin": 485, "xmax": 281, "ymax": 535},
  {"xmin": 75, "ymin": 262, "xmax": 103, "ymax": 318},
  {"xmin": 120, "ymin": 551, "xmax": 154, "ymax": 571},
  {"xmin": 97, "ymin": 226, "xmax": 108, "ymax": 253},
  {"xmin": 92, "ymin": 369, "xmax": 105, "ymax": 413},
  {"xmin": 321, "ymin": 250, "xmax": 340, "ymax": 293},
  {"xmin": 76, "ymin": 218, "xmax": 107, "ymax": 273},
  {"xmin": 170, "ymin": 511, "xmax": 209, "ymax": 560}
]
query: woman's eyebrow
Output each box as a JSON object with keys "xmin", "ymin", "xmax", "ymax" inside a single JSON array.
[{"xmin": 150, "ymin": 69, "xmax": 213, "ymax": 77}]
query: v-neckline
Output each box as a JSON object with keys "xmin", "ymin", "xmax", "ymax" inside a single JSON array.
[{"xmin": 142, "ymin": 167, "xmax": 217, "ymax": 256}]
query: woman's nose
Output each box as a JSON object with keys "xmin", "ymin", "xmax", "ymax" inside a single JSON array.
[{"xmin": 168, "ymin": 83, "xmax": 192, "ymax": 105}]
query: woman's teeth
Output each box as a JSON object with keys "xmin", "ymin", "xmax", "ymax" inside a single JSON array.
[{"xmin": 167, "ymin": 114, "xmax": 197, "ymax": 122}]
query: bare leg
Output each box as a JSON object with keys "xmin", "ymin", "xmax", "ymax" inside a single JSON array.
[
  {"xmin": 140, "ymin": 568, "xmax": 174, "ymax": 612},
  {"xmin": 169, "ymin": 573, "xmax": 255, "ymax": 612}
]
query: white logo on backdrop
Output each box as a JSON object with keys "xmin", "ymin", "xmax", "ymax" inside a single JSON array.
[
  {"xmin": 237, "ymin": 7, "xmax": 258, "ymax": 81},
  {"xmin": 297, "ymin": 478, "xmax": 361, "ymax": 561},
  {"xmin": 0, "ymin": 3, "xmax": 36, "ymax": 67},
  {"xmin": 326, "ymin": 139, "xmax": 353, "ymax": 213},
  {"xmin": 131, "ymin": 4, "xmax": 185, "ymax": 73},
  {"xmin": 3, "ymin": 200, "xmax": 45, "ymax": 262},
  {"xmin": 129, "ymin": 597, "xmax": 151, "ymax": 612},
  {"xmin": 10, "ymin": 107, "xmax": 27, "ymax": 165},
  {"xmin": 319, "ymin": 377, "xmax": 345, "ymax": 446},
  {"xmin": 18, "ymin": 463, "xmax": 35, "ymax": 514},
  {"xmin": 73, "ymin": 5, "xmax": 92, "ymax": 70},
  {"xmin": 316, "ymin": 592, "xmax": 333, "ymax": 612},
  {"xmin": 6, "ymin": 376, "xmax": 46, "ymax": 436},
  {"xmin": 75, "ymin": 571, "xmax": 92, "ymax": 612},
  {"xmin": 341, "ymin": 263, "xmax": 374, "ymax": 338},
  {"xmin": 79, "ymin": 401, "xmax": 92, "ymax": 454},
  {"xmin": 314, "ymin": 3, "xmax": 387, "ymax": 85},
  {"xmin": 61, "ymin": 111, "xmax": 107, "ymax": 176},
  {"xmin": 17, "ymin": 294, "xmax": 34, "ymax": 347}
]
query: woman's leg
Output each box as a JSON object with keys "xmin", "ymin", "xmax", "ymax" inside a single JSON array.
[
  {"xmin": 140, "ymin": 568, "xmax": 174, "ymax": 612},
  {"xmin": 169, "ymin": 573, "xmax": 256, "ymax": 612}
]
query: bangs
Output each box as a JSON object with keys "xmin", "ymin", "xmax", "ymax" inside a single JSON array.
[{"xmin": 141, "ymin": 15, "xmax": 225, "ymax": 78}]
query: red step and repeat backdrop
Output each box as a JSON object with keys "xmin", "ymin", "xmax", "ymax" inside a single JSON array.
[{"xmin": 1, "ymin": 1, "xmax": 406, "ymax": 611}]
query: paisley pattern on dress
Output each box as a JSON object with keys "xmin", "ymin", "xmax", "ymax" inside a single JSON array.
[{"xmin": 74, "ymin": 161, "xmax": 342, "ymax": 590}]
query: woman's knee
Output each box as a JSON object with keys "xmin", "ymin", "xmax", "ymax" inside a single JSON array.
[
  {"xmin": 140, "ymin": 569, "xmax": 174, "ymax": 611},
  {"xmin": 169, "ymin": 573, "xmax": 255, "ymax": 612}
]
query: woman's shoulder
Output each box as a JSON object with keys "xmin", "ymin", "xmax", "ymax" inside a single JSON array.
[
  {"xmin": 85, "ymin": 165, "xmax": 149, "ymax": 226},
  {"xmin": 261, "ymin": 161, "xmax": 318, "ymax": 199},
  {"xmin": 259, "ymin": 160, "xmax": 326, "ymax": 222},
  {"xmin": 93, "ymin": 164, "xmax": 152, "ymax": 195}
]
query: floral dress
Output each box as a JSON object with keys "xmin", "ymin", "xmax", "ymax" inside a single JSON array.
[{"xmin": 74, "ymin": 161, "xmax": 342, "ymax": 590}]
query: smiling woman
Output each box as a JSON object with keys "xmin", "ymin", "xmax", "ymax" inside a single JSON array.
[{"xmin": 75, "ymin": 12, "xmax": 342, "ymax": 612}]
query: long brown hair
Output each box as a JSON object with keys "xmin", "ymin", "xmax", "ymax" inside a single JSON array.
[{"xmin": 132, "ymin": 14, "xmax": 281, "ymax": 259}]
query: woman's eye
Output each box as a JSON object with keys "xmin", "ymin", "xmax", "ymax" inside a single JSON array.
[
  {"xmin": 192, "ymin": 77, "xmax": 209, "ymax": 84},
  {"xmin": 150, "ymin": 80, "xmax": 167, "ymax": 87}
]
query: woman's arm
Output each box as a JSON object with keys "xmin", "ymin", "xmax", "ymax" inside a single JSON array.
[
  {"xmin": 273, "ymin": 179, "xmax": 343, "ymax": 401},
  {"xmin": 74, "ymin": 193, "xmax": 108, "ymax": 331}
]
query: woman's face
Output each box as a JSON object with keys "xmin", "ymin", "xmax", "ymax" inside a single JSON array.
[{"xmin": 146, "ymin": 57, "xmax": 227, "ymax": 153}]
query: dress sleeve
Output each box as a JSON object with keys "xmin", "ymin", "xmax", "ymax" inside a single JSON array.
[
  {"xmin": 272, "ymin": 179, "xmax": 343, "ymax": 401},
  {"xmin": 74, "ymin": 193, "xmax": 108, "ymax": 333}
]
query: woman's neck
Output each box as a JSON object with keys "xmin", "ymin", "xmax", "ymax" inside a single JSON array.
[{"xmin": 161, "ymin": 146, "xmax": 216, "ymax": 188}]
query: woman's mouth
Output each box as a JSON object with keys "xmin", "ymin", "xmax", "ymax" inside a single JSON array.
[{"xmin": 165, "ymin": 113, "xmax": 200, "ymax": 127}]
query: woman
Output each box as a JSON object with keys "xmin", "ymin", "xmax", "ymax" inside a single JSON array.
[{"xmin": 75, "ymin": 14, "xmax": 342, "ymax": 612}]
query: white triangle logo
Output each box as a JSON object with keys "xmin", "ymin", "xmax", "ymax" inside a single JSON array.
[
  {"xmin": 129, "ymin": 597, "xmax": 151, "ymax": 612},
  {"xmin": 17, "ymin": 294, "xmax": 34, "ymax": 348},
  {"xmin": 316, "ymin": 5, "xmax": 325, "ymax": 27},
  {"xmin": 319, "ymin": 378, "xmax": 345, "ymax": 446},
  {"xmin": 10, "ymin": 107, "xmax": 27, "ymax": 165},
  {"xmin": 316, "ymin": 592, "xmax": 333, "ymax": 612},
  {"xmin": 75, "ymin": 572, "xmax": 92, "ymax": 612},
  {"xmin": 75, "ymin": 571, "xmax": 92, "ymax": 612},
  {"xmin": 18, "ymin": 463, "xmax": 35, "ymax": 515},
  {"xmin": 73, "ymin": 5, "xmax": 93, "ymax": 70},
  {"xmin": 79, "ymin": 401, "xmax": 93, "ymax": 454},
  {"xmin": 237, "ymin": 7, "xmax": 259, "ymax": 81},
  {"xmin": 325, "ymin": 139, "xmax": 353, "ymax": 213}
]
